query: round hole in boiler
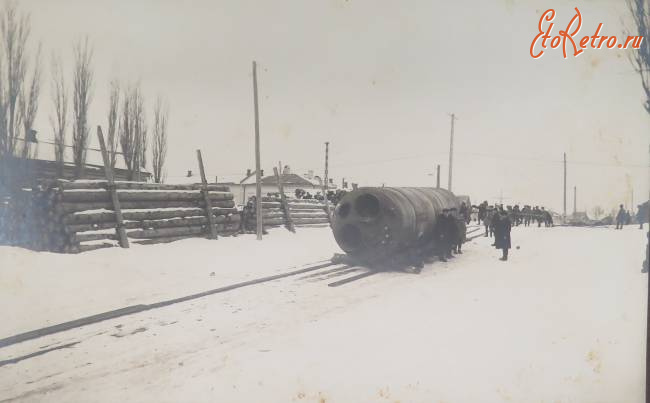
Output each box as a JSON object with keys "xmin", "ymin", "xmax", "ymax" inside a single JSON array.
[
  {"xmin": 355, "ymin": 194, "xmax": 380, "ymax": 218},
  {"xmin": 337, "ymin": 202, "xmax": 351, "ymax": 218},
  {"xmin": 338, "ymin": 224, "xmax": 362, "ymax": 251}
]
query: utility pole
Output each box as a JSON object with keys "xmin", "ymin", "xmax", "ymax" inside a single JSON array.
[
  {"xmin": 447, "ymin": 113, "xmax": 457, "ymax": 192},
  {"xmin": 436, "ymin": 164, "xmax": 440, "ymax": 188},
  {"xmin": 252, "ymin": 61, "xmax": 263, "ymax": 240},
  {"xmin": 563, "ymin": 153, "xmax": 567, "ymax": 223}
]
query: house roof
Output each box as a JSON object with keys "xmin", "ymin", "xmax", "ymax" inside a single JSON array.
[
  {"xmin": 260, "ymin": 173, "xmax": 316, "ymax": 187},
  {"xmin": 239, "ymin": 169, "xmax": 339, "ymax": 189}
]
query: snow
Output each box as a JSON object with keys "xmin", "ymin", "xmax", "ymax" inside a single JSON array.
[
  {"xmin": 0, "ymin": 225, "xmax": 647, "ymax": 402},
  {"xmin": 0, "ymin": 228, "xmax": 340, "ymax": 338}
]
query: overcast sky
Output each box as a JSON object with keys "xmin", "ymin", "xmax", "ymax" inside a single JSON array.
[{"xmin": 16, "ymin": 0, "xmax": 650, "ymax": 214}]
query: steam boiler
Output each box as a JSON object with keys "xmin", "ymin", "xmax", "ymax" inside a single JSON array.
[{"xmin": 331, "ymin": 187, "xmax": 461, "ymax": 264}]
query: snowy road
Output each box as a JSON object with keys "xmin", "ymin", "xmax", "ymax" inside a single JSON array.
[{"xmin": 0, "ymin": 225, "xmax": 647, "ymax": 402}]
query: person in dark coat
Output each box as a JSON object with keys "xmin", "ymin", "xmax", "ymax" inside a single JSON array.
[
  {"xmin": 434, "ymin": 209, "xmax": 451, "ymax": 262},
  {"xmin": 512, "ymin": 205, "xmax": 521, "ymax": 226},
  {"xmin": 448, "ymin": 207, "xmax": 461, "ymax": 255},
  {"xmin": 484, "ymin": 206, "xmax": 495, "ymax": 237},
  {"xmin": 454, "ymin": 214, "xmax": 467, "ymax": 254},
  {"xmin": 491, "ymin": 208, "xmax": 501, "ymax": 246},
  {"xmin": 494, "ymin": 210, "xmax": 512, "ymax": 261},
  {"xmin": 477, "ymin": 201, "xmax": 488, "ymax": 225},
  {"xmin": 616, "ymin": 204, "xmax": 626, "ymax": 229},
  {"xmin": 638, "ymin": 206, "xmax": 646, "ymax": 230},
  {"xmin": 643, "ymin": 230, "xmax": 649, "ymax": 273},
  {"xmin": 459, "ymin": 202, "xmax": 469, "ymax": 224}
]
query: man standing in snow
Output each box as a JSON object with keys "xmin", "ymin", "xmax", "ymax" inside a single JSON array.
[
  {"xmin": 459, "ymin": 202, "xmax": 469, "ymax": 225},
  {"xmin": 484, "ymin": 206, "xmax": 495, "ymax": 237},
  {"xmin": 454, "ymin": 211, "xmax": 467, "ymax": 254},
  {"xmin": 494, "ymin": 210, "xmax": 512, "ymax": 261},
  {"xmin": 434, "ymin": 209, "xmax": 451, "ymax": 262},
  {"xmin": 616, "ymin": 204, "xmax": 626, "ymax": 229},
  {"xmin": 448, "ymin": 207, "xmax": 461, "ymax": 255}
]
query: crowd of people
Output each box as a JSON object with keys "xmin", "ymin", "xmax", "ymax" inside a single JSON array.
[
  {"xmin": 474, "ymin": 201, "xmax": 553, "ymax": 235},
  {"xmin": 430, "ymin": 201, "xmax": 512, "ymax": 263}
]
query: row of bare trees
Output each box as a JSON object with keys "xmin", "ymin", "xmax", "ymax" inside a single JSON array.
[
  {"xmin": 0, "ymin": 1, "xmax": 41, "ymax": 160},
  {"xmin": 50, "ymin": 60, "xmax": 169, "ymax": 182},
  {"xmin": 0, "ymin": 1, "xmax": 169, "ymax": 183}
]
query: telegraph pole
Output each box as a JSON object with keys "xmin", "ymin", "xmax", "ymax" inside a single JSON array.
[
  {"xmin": 447, "ymin": 113, "xmax": 457, "ymax": 192},
  {"xmin": 436, "ymin": 164, "xmax": 440, "ymax": 188},
  {"xmin": 563, "ymin": 153, "xmax": 567, "ymax": 223},
  {"xmin": 253, "ymin": 61, "xmax": 263, "ymax": 240}
]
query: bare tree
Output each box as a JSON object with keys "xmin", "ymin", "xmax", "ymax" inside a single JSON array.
[
  {"xmin": 628, "ymin": 0, "xmax": 650, "ymax": 113},
  {"xmin": 107, "ymin": 80, "xmax": 120, "ymax": 169},
  {"xmin": 50, "ymin": 54, "xmax": 67, "ymax": 175},
  {"xmin": 151, "ymin": 96, "xmax": 168, "ymax": 183},
  {"xmin": 19, "ymin": 43, "xmax": 40, "ymax": 159},
  {"xmin": 119, "ymin": 83, "xmax": 147, "ymax": 181},
  {"xmin": 0, "ymin": 1, "xmax": 34, "ymax": 158},
  {"xmin": 72, "ymin": 37, "xmax": 93, "ymax": 178}
]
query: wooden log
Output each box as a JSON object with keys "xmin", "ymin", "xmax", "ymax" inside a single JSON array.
[
  {"xmin": 263, "ymin": 201, "xmax": 331, "ymax": 210},
  {"xmin": 72, "ymin": 232, "xmax": 117, "ymax": 243},
  {"xmin": 132, "ymin": 227, "xmax": 239, "ymax": 246},
  {"xmin": 293, "ymin": 218, "xmax": 331, "ymax": 225},
  {"xmin": 76, "ymin": 243, "xmax": 115, "ymax": 253},
  {"xmin": 64, "ymin": 214, "xmax": 240, "ymax": 233},
  {"xmin": 132, "ymin": 235, "xmax": 197, "ymax": 245},
  {"xmin": 58, "ymin": 181, "xmax": 230, "ymax": 192},
  {"xmin": 296, "ymin": 223, "xmax": 331, "ymax": 228},
  {"xmin": 262, "ymin": 197, "xmax": 325, "ymax": 204},
  {"xmin": 140, "ymin": 215, "xmax": 239, "ymax": 229},
  {"xmin": 282, "ymin": 211, "xmax": 328, "ymax": 218},
  {"xmin": 64, "ymin": 207, "xmax": 239, "ymax": 225},
  {"xmin": 250, "ymin": 217, "xmax": 330, "ymax": 225},
  {"xmin": 57, "ymin": 200, "xmax": 235, "ymax": 214},
  {"xmin": 127, "ymin": 223, "xmax": 240, "ymax": 239},
  {"xmin": 60, "ymin": 190, "xmax": 233, "ymax": 203}
]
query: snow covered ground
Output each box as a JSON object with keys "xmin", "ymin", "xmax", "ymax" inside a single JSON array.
[{"xmin": 0, "ymin": 224, "xmax": 647, "ymax": 402}]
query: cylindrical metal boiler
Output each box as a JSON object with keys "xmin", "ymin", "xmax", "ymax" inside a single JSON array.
[{"xmin": 331, "ymin": 187, "xmax": 460, "ymax": 263}]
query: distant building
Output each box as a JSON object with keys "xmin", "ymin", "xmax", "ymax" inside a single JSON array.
[{"xmin": 239, "ymin": 165, "xmax": 337, "ymax": 205}]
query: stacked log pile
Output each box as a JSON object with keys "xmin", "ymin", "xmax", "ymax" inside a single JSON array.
[
  {"xmin": 245, "ymin": 196, "xmax": 332, "ymax": 230},
  {"xmin": 0, "ymin": 180, "xmax": 240, "ymax": 253}
]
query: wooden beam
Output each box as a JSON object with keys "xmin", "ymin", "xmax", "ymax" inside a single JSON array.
[
  {"xmin": 96, "ymin": 126, "xmax": 129, "ymax": 248},
  {"xmin": 323, "ymin": 141, "xmax": 332, "ymax": 223},
  {"xmin": 274, "ymin": 163, "xmax": 295, "ymax": 232},
  {"xmin": 196, "ymin": 149, "xmax": 219, "ymax": 239},
  {"xmin": 253, "ymin": 61, "xmax": 263, "ymax": 240}
]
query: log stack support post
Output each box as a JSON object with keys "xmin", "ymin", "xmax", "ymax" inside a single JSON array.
[
  {"xmin": 97, "ymin": 126, "xmax": 129, "ymax": 248},
  {"xmin": 196, "ymin": 149, "xmax": 219, "ymax": 239},
  {"xmin": 274, "ymin": 162, "xmax": 295, "ymax": 233},
  {"xmin": 323, "ymin": 141, "xmax": 332, "ymax": 223}
]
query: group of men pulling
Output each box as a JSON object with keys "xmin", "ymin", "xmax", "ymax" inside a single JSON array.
[
  {"xmin": 432, "ymin": 207, "xmax": 467, "ymax": 262},
  {"xmin": 429, "ymin": 200, "xmax": 511, "ymax": 263},
  {"xmin": 475, "ymin": 201, "xmax": 553, "ymax": 236}
]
